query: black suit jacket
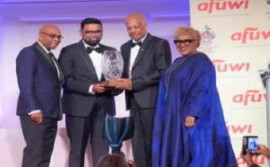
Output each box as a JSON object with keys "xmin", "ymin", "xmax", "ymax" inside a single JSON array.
[
  {"xmin": 16, "ymin": 42, "xmax": 63, "ymax": 119},
  {"xmin": 58, "ymin": 40, "xmax": 116, "ymax": 117},
  {"xmin": 250, "ymin": 164, "xmax": 260, "ymax": 167},
  {"xmin": 121, "ymin": 33, "xmax": 172, "ymax": 109}
]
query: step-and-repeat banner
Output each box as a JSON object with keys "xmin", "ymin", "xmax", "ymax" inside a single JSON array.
[{"xmin": 191, "ymin": 0, "xmax": 270, "ymax": 166}]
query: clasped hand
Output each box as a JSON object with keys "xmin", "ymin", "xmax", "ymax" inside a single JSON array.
[
  {"xmin": 92, "ymin": 82, "xmax": 106, "ymax": 93},
  {"xmin": 99, "ymin": 79, "xmax": 133, "ymax": 90},
  {"xmin": 92, "ymin": 78, "xmax": 133, "ymax": 94}
]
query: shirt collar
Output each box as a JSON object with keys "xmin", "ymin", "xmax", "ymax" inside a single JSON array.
[{"xmin": 37, "ymin": 41, "xmax": 50, "ymax": 54}]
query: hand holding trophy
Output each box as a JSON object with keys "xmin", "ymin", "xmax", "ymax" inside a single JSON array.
[{"xmin": 101, "ymin": 50, "xmax": 124, "ymax": 88}]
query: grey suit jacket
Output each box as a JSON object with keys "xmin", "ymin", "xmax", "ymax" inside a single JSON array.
[
  {"xmin": 58, "ymin": 40, "xmax": 116, "ymax": 117},
  {"xmin": 121, "ymin": 33, "xmax": 172, "ymax": 109}
]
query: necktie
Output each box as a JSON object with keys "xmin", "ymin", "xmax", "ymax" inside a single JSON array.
[
  {"xmin": 48, "ymin": 52, "xmax": 56, "ymax": 67},
  {"xmin": 87, "ymin": 47, "xmax": 103, "ymax": 54},
  {"xmin": 48, "ymin": 52, "xmax": 64, "ymax": 83},
  {"xmin": 131, "ymin": 41, "xmax": 142, "ymax": 47}
]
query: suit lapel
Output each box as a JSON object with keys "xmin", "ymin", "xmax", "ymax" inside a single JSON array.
[
  {"xmin": 76, "ymin": 41, "xmax": 99, "ymax": 81},
  {"xmin": 132, "ymin": 34, "xmax": 151, "ymax": 70},
  {"xmin": 33, "ymin": 43, "xmax": 59, "ymax": 79},
  {"xmin": 50, "ymin": 55, "xmax": 65, "ymax": 84},
  {"xmin": 124, "ymin": 42, "xmax": 132, "ymax": 73},
  {"xmin": 132, "ymin": 47, "xmax": 144, "ymax": 69}
]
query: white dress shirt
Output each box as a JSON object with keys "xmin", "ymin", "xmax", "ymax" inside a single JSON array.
[
  {"xmin": 83, "ymin": 41, "xmax": 103, "ymax": 94},
  {"xmin": 129, "ymin": 33, "xmax": 147, "ymax": 78},
  {"xmin": 89, "ymin": 50, "xmax": 103, "ymax": 81},
  {"xmin": 129, "ymin": 45, "xmax": 140, "ymax": 78}
]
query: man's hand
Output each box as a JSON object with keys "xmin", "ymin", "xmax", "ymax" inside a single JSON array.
[
  {"xmin": 30, "ymin": 112, "xmax": 43, "ymax": 124},
  {"xmin": 185, "ymin": 116, "xmax": 196, "ymax": 127},
  {"xmin": 114, "ymin": 79, "xmax": 133, "ymax": 90},
  {"xmin": 92, "ymin": 82, "xmax": 106, "ymax": 93}
]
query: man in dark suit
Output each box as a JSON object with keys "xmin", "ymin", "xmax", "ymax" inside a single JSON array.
[
  {"xmin": 58, "ymin": 18, "xmax": 116, "ymax": 167},
  {"xmin": 116, "ymin": 13, "xmax": 172, "ymax": 167},
  {"xmin": 16, "ymin": 24, "xmax": 64, "ymax": 167}
]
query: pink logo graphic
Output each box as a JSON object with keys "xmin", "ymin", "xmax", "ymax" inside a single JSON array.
[
  {"xmin": 232, "ymin": 90, "xmax": 266, "ymax": 106},
  {"xmin": 197, "ymin": 0, "xmax": 249, "ymax": 14},
  {"xmin": 213, "ymin": 59, "xmax": 250, "ymax": 72},
  {"xmin": 231, "ymin": 27, "xmax": 270, "ymax": 43}
]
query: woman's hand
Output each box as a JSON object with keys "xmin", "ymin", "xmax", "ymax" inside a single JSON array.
[{"xmin": 185, "ymin": 116, "xmax": 196, "ymax": 127}]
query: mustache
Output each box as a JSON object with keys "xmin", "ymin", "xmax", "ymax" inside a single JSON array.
[{"xmin": 83, "ymin": 39, "xmax": 100, "ymax": 47}]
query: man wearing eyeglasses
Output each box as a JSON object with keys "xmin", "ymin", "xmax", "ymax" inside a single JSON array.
[
  {"xmin": 16, "ymin": 24, "xmax": 64, "ymax": 167},
  {"xmin": 58, "ymin": 18, "xmax": 116, "ymax": 167}
]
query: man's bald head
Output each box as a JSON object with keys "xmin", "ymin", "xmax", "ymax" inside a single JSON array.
[
  {"xmin": 126, "ymin": 13, "xmax": 147, "ymax": 25},
  {"xmin": 38, "ymin": 24, "xmax": 62, "ymax": 50},
  {"xmin": 125, "ymin": 13, "xmax": 148, "ymax": 42}
]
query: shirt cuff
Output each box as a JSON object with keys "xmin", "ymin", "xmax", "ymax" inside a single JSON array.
[
  {"xmin": 28, "ymin": 109, "xmax": 41, "ymax": 115},
  {"xmin": 89, "ymin": 85, "xmax": 95, "ymax": 94}
]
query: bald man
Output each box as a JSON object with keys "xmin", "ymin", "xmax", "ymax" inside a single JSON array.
[
  {"xmin": 16, "ymin": 24, "xmax": 64, "ymax": 167},
  {"xmin": 118, "ymin": 13, "xmax": 172, "ymax": 167}
]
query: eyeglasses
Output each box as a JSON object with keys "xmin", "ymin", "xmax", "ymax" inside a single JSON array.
[
  {"xmin": 173, "ymin": 39, "xmax": 195, "ymax": 46},
  {"xmin": 42, "ymin": 32, "xmax": 63, "ymax": 40},
  {"xmin": 84, "ymin": 30, "xmax": 102, "ymax": 35}
]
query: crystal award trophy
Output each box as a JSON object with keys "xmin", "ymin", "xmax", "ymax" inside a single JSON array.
[
  {"xmin": 102, "ymin": 50, "xmax": 133, "ymax": 153},
  {"xmin": 101, "ymin": 50, "xmax": 124, "ymax": 87}
]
